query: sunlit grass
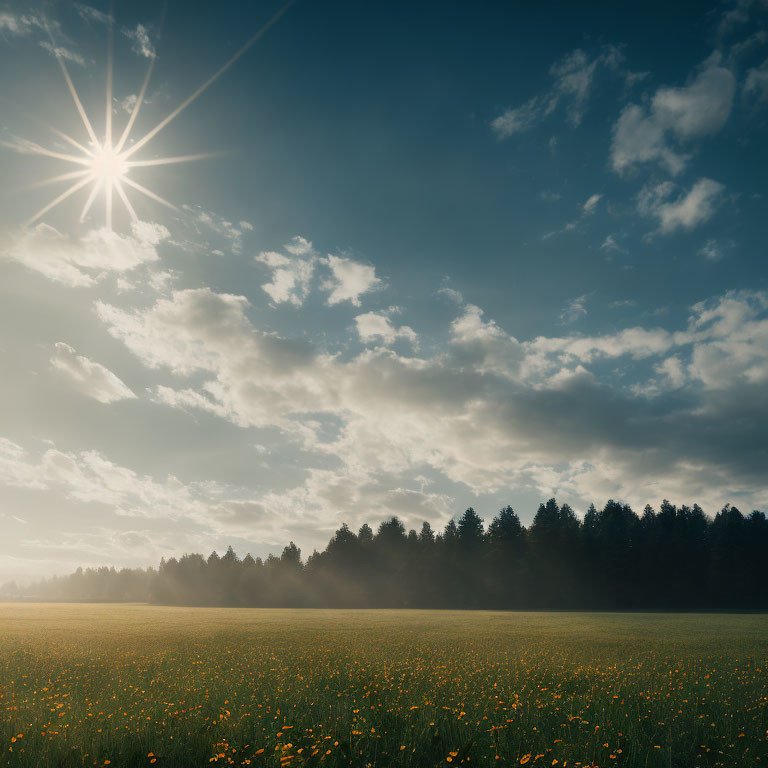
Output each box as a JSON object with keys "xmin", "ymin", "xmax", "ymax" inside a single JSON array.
[{"xmin": 1, "ymin": 604, "xmax": 766, "ymax": 766}]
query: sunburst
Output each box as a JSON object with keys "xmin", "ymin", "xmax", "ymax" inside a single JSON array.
[{"xmin": 21, "ymin": 0, "xmax": 295, "ymax": 231}]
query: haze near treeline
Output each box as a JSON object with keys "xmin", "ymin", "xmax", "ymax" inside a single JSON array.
[{"xmin": 10, "ymin": 498, "xmax": 766, "ymax": 610}]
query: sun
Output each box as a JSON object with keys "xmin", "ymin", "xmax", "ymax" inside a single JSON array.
[
  {"xmin": 90, "ymin": 144, "xmax": 127, "ymax": 186},
  {"xmin": 21, "ymin": 1, "xmax": 296, "ymax": 232}
]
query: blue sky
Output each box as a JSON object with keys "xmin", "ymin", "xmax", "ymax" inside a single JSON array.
[{"xmin": 0, "ymin": 0, "xmax": 767, "ymax": 580}]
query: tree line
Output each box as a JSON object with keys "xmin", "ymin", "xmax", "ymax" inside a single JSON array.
[{"xmin": 4, "ymin": 498, "xmax": 767, "ymax": 609}]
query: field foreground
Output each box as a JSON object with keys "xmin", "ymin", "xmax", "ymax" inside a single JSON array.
[{"xmin": 1, "ymin": 605, "xmax": 766, "ymax": 767}]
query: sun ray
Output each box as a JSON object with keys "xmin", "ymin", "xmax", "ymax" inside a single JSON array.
[
  {"xmin": 105, "ymin": 181, "xmax": 113, "ymax": 230},
  {"xmin": 26, "ymin": 174, "xmax": 94, "ymax": 227},
  {"xmin": 45, "ymin": 21, "xmax": 99, "ymax": 148},
  {"xmin": 121, "ymin": 176, "xmax": 177, "ymax": 211},
  {"xmin": 26, "ymin": 168, "xmax": 92, "ymax": 190},
  {"xmin": 50, "ymin": 128, "xmax": 94, "ymax": 157},
  {"xmin": 122, "ymin": 0, "xmax": 296, "ymax": 161},
  {"xmin": 80, "ymin": 179, "xmax": 102, "ymax": 223},
  {"xmin": 19, "ymin": 4, "xmax": 293, "ymax": 229},
  {"xmin": 114, "ymin": 178, "xmax": 138, "ymax": 222},
  {"xmin": 14, "ymin": 140, "xmax": 92, "ymax": 166},
  {"xmin": 113, "ymin": 57, "xmax": 155, "ymax": 155},
  {"xmin": 105, "ymin": 12, "xmax": 114, "ymax": 150},
  {"xmin": 0, "ymin": 94, "xmax": 94, "ymax": 157},
  {"xmin": 124, "ymin": 152, "xmax": 223, "ymax": 169}
]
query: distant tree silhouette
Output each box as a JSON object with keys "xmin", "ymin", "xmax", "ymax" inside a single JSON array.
[
  {"xmin": 6, "ymin": 497, "xmax": 767, "ymax": 610},
  {"xmin": 486, "ymin": 506, "xmax": 526, "ymax": 608},
  {"xmin": 528, "ymin": 499, "xmax": 580, "ymax": 607},
  {"xmin": 456, "ymin": 508, "xmax": 485, "ymax": 607}
]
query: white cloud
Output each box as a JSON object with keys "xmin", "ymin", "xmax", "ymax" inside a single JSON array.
[
  {"xmin": 582, "ymin": 193, "xmax": 602, "ymax": 215},
  {"xmin": 0, "ymin": 11, "xmax": 47, "ymax": 36},
  {"xmin": 560, "ymin": 295, "xmax": 589, "ymax": 324},
  {"xmin": 3, "ymin": 220, "xmax": 169, "ymax": 287},
  {"xmin": 0, "ymin": 439, "xmax": 47, "ymax": 490},
  {"xmin": 51, "ymin": 343, "xmax": 136, "ymax": 404},
  {"xmin": 89, "ymin": 284, "xmax": 768, "ymax": 526},
  {"xmin": 655, "ymin": 356, "xmax": 687, "ymax": 388},
  {"xmin": 541, "ymin": 193, "xmax": 603, "ymax": 240},
  {"xmin": 119, "ymin": 94, "xmax": 138, "ymax": 114},
  {"xmin": 97, "ymin": 289, "xmax": 254, "ymax": 377},
  {"xmin": 699, "ymin": 239, "xmax": 722, "ymax": 261},
  {"xmin": 183, "ymin": 206, "xmax": 249, "ymax": 254},
  {"xmin": 491, "ymin": 99, "xmax": 541, "ymax": 138},
  {"xmin": 449, "ymin": 304, "xmax": 524, "ymax": 376},
  {"xmin": 75, "ymin": 4, "xmax": 112, "ymax": 25},
  {"xmin": 437, "ymin": 286, "xmax": 464, "ymax": 304},
  {"xmin": 0, "ymin": 12, "xmax": 22, "ymax": 34},
  {"xmin": 355, "ymin": 311, "xmax": 417, "ymax": 346},
  {"xmin": 131, "ymin": 220, "xmax": 170, "ymax": 246},
  {"xmin": 492, "ymin": 46, "xmax": 623, "ymax": 138},
  {"xmin": 600, "ymin": 235, "xmax": 626, "ymax": 254},
  {"xmin": 283, "ymin": 235, "xmax": 312, "ymax": 255},
  {"xmin": 652, "ymin": 59, "xmax": 736, "ymax": 137},
  {"xmin": 611, "ymin": 54, "xmax": 736, "ymax": 175},
  {"xmin": 255, "ymin": 236, "xmax": 317, "ymax": 306},
  {"xmin": 685, "ymin": 291, "xmax": 768, "ymax": 389},
  {"xmin": 38, "ymin": 41, "xmax": 86, "ymax": 67},
  {"xmin": 322, "ymin": 254, "xmax": 382, "ymax": 306},
  {"xmin": 523, "ymin": 327, "xmax": 675, "ymax": 380},
  {"xmin": 0, "ymin": 438, "xmax": 204, "ymax": 521},
  {"xmin": 122, "ymin": 24, "xmax": 155, "ymax": 59},
  {"xmin": 638, "ymin": 178, "xmax": 724, "ymax": 234},
  {"xmin": 0, "ymin": 436, "xmax": 316, "ymax": 550}
]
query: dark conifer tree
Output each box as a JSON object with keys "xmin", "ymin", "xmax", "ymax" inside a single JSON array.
[{"xmin": 487, "ymin": 506, "xmax": 526, "ymax": 608}]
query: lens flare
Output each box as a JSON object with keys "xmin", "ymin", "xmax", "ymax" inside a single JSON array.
[{"xmin": 18, "ymin": 0, "xmax": 295, "ymax": 230}]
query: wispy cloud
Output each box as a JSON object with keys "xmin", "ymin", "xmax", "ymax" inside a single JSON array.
[
  {"xmin": 559, "ymin": 295, "xmax": 589, "ymax": 325},
  {"xmin": 699, "ymin": 238, "xmax": 735, "ymax": 261},
  {"xmin": 51, "ymin": 343, "xmax": 136, "ymax": 404},
  {"xmin": 75, "ymin": 4, "xmax": 113, "ymax": 26},
  {"xmin": 38, "ymin": 40, "xmax": 86, "ymax": 66},
  {"xmin": 542, "ymin": 192, "xmax": 603, "ymax": 240},
  {"xmin": 122, "ymin": 23, "xmax": 156, "ymax": 59},
  {"xmin": 182, "ymin": 206, "xmax": 250, "ymax": 254},
  {"xmin": 0, "ymin": 11, "xmax": 47, "ymax": 36},
  {"xmin": 582, "ymin": 193, "xmax": 602, "ymax": 215},
  {"xmin": 600, "ymin": 235, "xmax": 626, "ymax": 255},
  {"xmin": 3, "ymin": 221, "xmax": 168, "ymax": 287},
  {"xmin": 492, "ymin": 46, "xmax": 624, "ymax": 138},
  {"xmin": 0, "ymin": 12, "xmax": 86, "ymax": 64},
  {"xmin": 436, "ymin": 286, "xmax": 464, "ymax": 305}
]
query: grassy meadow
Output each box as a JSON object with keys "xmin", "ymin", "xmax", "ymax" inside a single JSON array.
[{"xmin": 0, "ymin": 605, "xmax": 766, "ymax": 767}]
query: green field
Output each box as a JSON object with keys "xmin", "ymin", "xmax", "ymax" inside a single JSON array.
[{"xmin": 1, "ymin": 605, "xmax": 766, "ymax": 767}]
